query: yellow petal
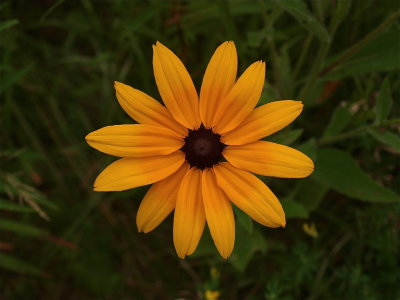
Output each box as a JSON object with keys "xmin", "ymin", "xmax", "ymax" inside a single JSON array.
[
  {"xmin": 202, "ymin": 168, "xmax": 235, "ymax": 259},
  {"xmin": 222, "ymin": 100, "xmax": 304, "ymax": 145},
  {"xmin": 173, "ymin": 168, "xmax": 205, "ymax": 258},
  {"xmin": 114, "ymin": 81, "xmax": 187, "ymax": 137},
  {"xmin": 199, "ymin": 41, "xmax": 237, "ymax": 128},
  {"xmin": 86, "ymin": 124, "xmax": 184, "ymax": 157},
  {"xmin": 213, "ymin": 163, "xmax": 285, "ymax": 227},
  {"xmin": 153, "ymin": 42, "xmax": 201, "ymax": 129},
  {"xmin": 137, "ymin": 162, "xmax": 189, "ymax": 233},
  {"xmin": 94, "ymin": 151, "xmax": 185, "ymax": 191},
  {"xmin": 223, "ymin": 141, "xmax": 314, "ymax": 178},
  {"xmin": 212, "ymin": 61, "xmax": 265, "ymax": 134}
]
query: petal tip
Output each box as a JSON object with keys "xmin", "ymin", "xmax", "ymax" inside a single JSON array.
[
  {"xmin": 306, "ymin": 162, "xmax": 315, "ymax": 177},
  {"xmin": 84, "ymin": 132, "xmax": 91, "ymax": 142},
  {"xmin": 219, "ymin": 249, "xmax": 233, "ymax": 259},
  {"xmin": 303, "ymin": 157, "xmax": 315, "ymax": 177},
  {"xmin": 225, "ymin": 40, "xmax": 235, "ymax": 47},
  {"xmin": 154, "ymin": 41, "xmax": 166, "ymax": 50}
]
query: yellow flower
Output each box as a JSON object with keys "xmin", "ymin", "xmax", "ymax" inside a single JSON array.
[
  {"xmin": 303, "ymin": 222, "xmax": 319, "ymax": 238},
  {"xmin": 86, "ymin": 41, "xmax": 314, "ymax": 259},
  {"xmin": 205, "ymin": 290, "xmax": 220, "ymax": 300}
]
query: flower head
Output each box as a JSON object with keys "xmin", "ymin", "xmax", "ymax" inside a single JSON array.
[{"xmin": 86, "ymin": 41, "xmax": 314, "ymax": 259}]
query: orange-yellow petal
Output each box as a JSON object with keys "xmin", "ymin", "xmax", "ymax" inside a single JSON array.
[
  {"xmin": 94, "ymin": 151, "xmax": 185, "ymax": 191},
  {"xmin": 214, "ymin": 162, "xmax": 285, "ymax": 228},
  {"xmin": 202, "ymin": 168, "xmax": 235, "ymax": 259},
  {"xmin": 85, "ymin": 124, "xmax": 184, "ymax": 157},
  {"xmin": 212, "ymin": 61, "xmax": 265, "ymax": 134},
  {"xmin": 136, "ymin": 162, "xmax": 189, "ymax": 233},
  {"xmin": 222, "ymin": 100, "xmax": 304, "ymax": 145},
  {"xmin": 153, "ymin": 42, "xmax": 201, "ymax": 129},
  {"xmin": 173, "ymin": 168, "xmax": 205, "ymax": 258},
  {"xmin": 199, "ymin": 41, "xmax": 237, "ymax": 128},
  {"xmin": 114, "ymin": 81, "xmax": 187, "ymax": 137},
  {"xmin": 223, "ymin": 141, "xmax": 314, "ymax": 178}
]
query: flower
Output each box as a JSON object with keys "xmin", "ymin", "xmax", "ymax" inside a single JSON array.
[
  {"xmin": 205, "ymin": 290, "xmax": 220, "ymax": 300},
  {"xmin": 86, "ymin": 41, "xmax": 314, "ymax": 259},
  {"xmin": 303, "ymin": 222, "xmax": 319, "ymax": 238}
]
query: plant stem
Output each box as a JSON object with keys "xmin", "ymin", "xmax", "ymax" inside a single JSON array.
[
  {"xmin": 298, "ymin": 40, "xmax": 330, "ymax": 100},
  {"xmin": 318, "ymin": 118, "xmax": 400, "ymax": 146},
  {"xmin": 259, "ymin": 0, "xmax": 285, "ymax": 98},
  {"xmin": 319, "ymin": 11, "xmax": 400, "ymax": 76},
  {"xmin": 293, "ymin": 33, "xmax": 313, "ymax": 80}
]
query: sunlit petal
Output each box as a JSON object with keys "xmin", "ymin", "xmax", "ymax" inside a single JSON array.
[
  {"xmin": 222, "ymin": 100, "xmax": 303, "ymax": 145},
  {"xmin": 214, "ymin": 162, "xmax": 285, "ymax": 227},
  {"xmin": 137, "ymin": 163, "xmax": 189, "ymax": 233},
  {"xmin": 94, "ymin": 151, "xmax": 185, "ymax": 191},
  {"xmin": 86, "ymin": 124, "xmax": 183, "ymax": 157},
  {"xmin": 153, "ymin": 42, "xmax": 201, "ymax": 129},
  {"xmin": 223, "ymin": 140, "xmax": 314, "ymax": 178},
  {"xmin": 202, "ymin": 168, "xmax": 235, "ymax": 259},
  {"xmin": 199, "ymin": 41, "xmax": 237, "ymax": 128},
  {"xmin": 173, "ymin": 168, "xmax": 205, "ymax": 258},
  {"xmin": 114, "ymin": 81, "xmax": 187, "ymax": 137},
  {"xmin": 212, "ymin": 61, "xmax": 265, "ymax": 134}
]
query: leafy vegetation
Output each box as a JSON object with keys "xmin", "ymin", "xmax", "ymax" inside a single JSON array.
[{"xmin": 1, "ymin": 0, "xmax": 399, "ymax": 299}]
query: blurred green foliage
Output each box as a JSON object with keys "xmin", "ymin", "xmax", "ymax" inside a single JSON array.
[{"xmin": 1, "ymin": 0, "xmax": 399, "ymax": 299}]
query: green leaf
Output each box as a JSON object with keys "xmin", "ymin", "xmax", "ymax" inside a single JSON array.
[
  {"xmin": 274, "ymin": 0, "xmax": 330, "ymax": 42},
  {"xmin": 297, "ymin": 138, "xmax": 317, "ymax": 161},
  {"xmin": 368, "ymin": 128, "xmax": 400, "ymax": 151},
  {"xmin": 0, "ymin": 63, "xmax": 34, "ymax": 93},
  {"xmin": 229, "ymin": 225, "xmax": 267, "ymax": 272},
  {"xmin": 0, "ymin": 18, "xmax": 19, "ymax": 31},
  {"xmin": 0, "ymin": 219, "xmax": 47, "ymax": 237},
  {"xmin": 293, "ymin": 178, "xmax": 329, "ymax": 211},
  {"xmin": 247, "ymin": 28, "xmax": 270, "ymax": 47},
  {"xmin": 330, "ymin": 0, "xmax": 351, "ymax": 30},
  {"xmin": 324, "ymin": 30, "xmax": 400, "ymax": 79},
  {"xmin": 374, "ymin": 78, "xmax": 393, "ymax": 124},
  {"xmin": 323, "ymin": 106, "xmax": 352, "ymax": 137},
  {"xmin": 0, "ymin": 253, "xmax": 43, "ymax": 275},
  {"xmin": 313, "ymin": 148, "xmax": 400, "ymax": 203},
  {"xmin": 268, "ymin": 129, "xmax": 303, "ymax": 145},
  {"xmin": 121, "ymin": 6, "xmax": 162, "ymax": 37},
  {"xmin": 0, "ymin": 199, "xmax": 34, "ymax": 213},
  {"xmin": 281, "ymin": 199, "xmax": 309, "ymax": 219},
  {"xmin": 233, "ymin": 204, "xmax": 253, "ymax": 234}
]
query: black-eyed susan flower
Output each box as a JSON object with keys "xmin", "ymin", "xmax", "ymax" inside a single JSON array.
[{"xmin": 86, "ymin": 41, "xmax": 314, "ymax": 259}]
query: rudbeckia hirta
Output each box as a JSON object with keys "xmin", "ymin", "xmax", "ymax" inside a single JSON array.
[{"xmin": 86, "ymin": 41, "xmax": 314, "ymax": 259}]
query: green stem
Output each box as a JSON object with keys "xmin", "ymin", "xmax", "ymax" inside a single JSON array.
[
  {"xmin": 293, "ymin": 34, "xmax": 313, "ymax": 80},
  {"xmin": 319, "ymin": 11, "xmax": 400, "ymax": 76},
  {"xmin": 259, "ymin": 0, "xmax": 284, "ymax": 97},
  {"xmin": 298, "ymin": 40, "xmax": 330, "ymax": 100},
  {"xmin": 318, "ymin": 119, "xmax": 400, "ymax": 146}
]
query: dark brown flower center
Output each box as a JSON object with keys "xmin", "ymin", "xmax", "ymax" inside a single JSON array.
[{"xmin": 181, "ymin": 125, "xmax": 226, "ymax": 170}]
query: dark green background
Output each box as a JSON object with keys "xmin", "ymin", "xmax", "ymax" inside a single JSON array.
[{"xmin": 1, "ymin": 0, "xmax": 399, "ymax": 299}]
